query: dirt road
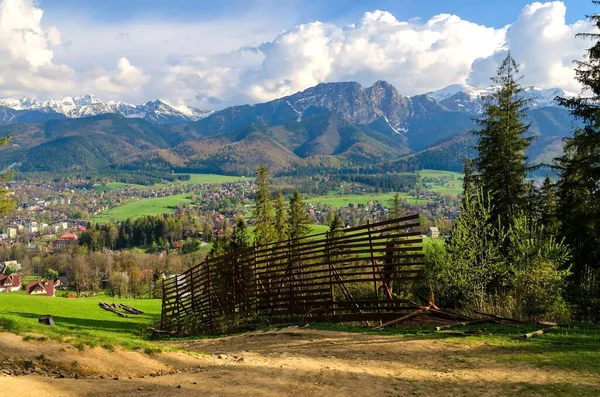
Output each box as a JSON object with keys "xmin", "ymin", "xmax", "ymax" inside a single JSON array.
[{"xmin": 2, "ymin": 327, "xmax": 599, "ymax": 396}]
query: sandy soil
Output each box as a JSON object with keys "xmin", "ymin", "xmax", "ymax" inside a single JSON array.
[{"xmin": 2, "ymin": 327, "xmax": 599, "ymax": 396}]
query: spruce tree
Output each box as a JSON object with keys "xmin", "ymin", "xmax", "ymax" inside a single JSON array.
[
  {"xmin": 473, "ymin": 53, "xmax": 533, "ymax": 232},
  {"xmin": 274, "ymin": 190, "xmax": 287, "ymax": 242},
  {"xmin": 555, "ymin": 6, "xmax": 600, "ymax": 277},
  {"xmin": 0, "ymin": 141, "xmax": 16, "ymax": 214},
  {"xmin": 539, "ymin": 177, "xmax": 560, "ymax": 238},
  {"xmin": 389, "ymin": 193, "xmax": 404, "ymax": 220},
  {"xmin": 253, "ymin": 165, "xmax": 275, "ymax": 245},
  {"xmin": 230, "ymin": 218, "xmax": 250, "ymax": 252},
  {"xmin": 287, "ymin": 191, "xmax": 311, "ymax": 241}
]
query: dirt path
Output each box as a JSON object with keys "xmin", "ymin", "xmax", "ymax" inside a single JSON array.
[{"xmin": 2, "ymin": 327, "xmax": 599, "ymax": 396}]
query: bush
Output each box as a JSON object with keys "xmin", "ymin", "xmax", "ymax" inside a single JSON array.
[
  {"xmin": 424, "ymin": 190, "xmax": 571, "ymax": 321},
  {"xmin": 572, "ymin": 266, "xmax": 600, "ymax": 323}
]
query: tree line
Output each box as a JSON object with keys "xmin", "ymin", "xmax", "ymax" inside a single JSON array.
[{"xmin": 427, "ymin": 9, "xmax": 600, "ymax": 322}]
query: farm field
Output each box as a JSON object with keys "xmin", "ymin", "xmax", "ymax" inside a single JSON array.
[
  {"xmin": 418, "ymin": 169, "xmax": 464, "ymax": 195},
  {"xmin": 307, "ymin": 192, "xmax": 427, "ymax": 208},
  {"xmin": 92, "ymin": 182, "xmax": 145, "ymax": 192},
  {"xmin": 92, "ymin": 193, "xmax": 192, "ymax": 223},
  {"xmin": 179, "ymin": 173, "xmax": 251, "ymax": 185}
]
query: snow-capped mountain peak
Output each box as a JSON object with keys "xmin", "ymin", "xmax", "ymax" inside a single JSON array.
[
  {"xmin": 424, "ymin": 84, "xmax": 577, "ymax": 113},
  {"xmin": 0, "ymin": 94, "xmax": 211, "ymax": 125}
]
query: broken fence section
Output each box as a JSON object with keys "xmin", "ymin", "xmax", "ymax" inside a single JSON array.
[{"xmin": 161, "ymin": 214, "xmax": 431, "ymax": 334}]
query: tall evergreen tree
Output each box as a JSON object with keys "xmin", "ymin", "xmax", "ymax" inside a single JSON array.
[
  {"xmin": 274, "ymin": 190, "xmax": 287, "ymax": 242},
  {"xmin": 473, "ymin": 53, "xmax": 533, "ymax": 232},
  {"xmin": 389, "ymin": 193, "xmax": 404, "ymax": 220},
  {"xmin": 461, "ymin": 158, "xmax": 477, "ymax": 205},
  {"xmin": 539, "ymin": 177, "xmax": 560, "ymax": 238},
  {"xmin": 230, "ymin": 218, "xmax": 250, "ymax": 252},
  {"xmin": 287, "ymin": 191, "xmax": 311, "ymax": 241},
  {"xmin": 555, "ymin": 4, "xmax": 600, "ymax": 278},
  {"xmin": 253, "ymin": 165, "xmax": 275, "ymax": 245}
]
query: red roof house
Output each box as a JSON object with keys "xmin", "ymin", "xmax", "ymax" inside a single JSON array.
[
  {"xmin": 54, "ymin": 233, "xmax": 79, "ymax": 251},
  {"xmin": 26, "ymin": 280, "xmax": 55, "ymax": 297},
  {"xmin": 0, "ymin": 274, "xmax": 21, "ymax": 292}
]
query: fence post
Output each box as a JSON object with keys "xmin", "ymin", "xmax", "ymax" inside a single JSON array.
[
  {"xmin": 160, "ymin": 278, "xmax": 166, "ymax": 329},
  {"xmin": 367, "ymin": 220, "xmax": 380, "ymax": 304},
  {"xmin": 173, "ymin": 275, "xmax": 180, "ymax": 331},
  {"xmin": 207, "ymin": 263, "xmax": 213, "ymax": 331},
  {"xmin": 326, "ymin": 231, "xmax": 335, "ymax": 317},
  {"xmin": 232, "ymin": 253, "xmax": 236, "ymax": 317}
]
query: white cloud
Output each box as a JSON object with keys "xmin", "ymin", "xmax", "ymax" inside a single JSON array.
[
  {"xmin": 0, "ymin": 0, "xmax": 594, "ymax": 108},
  {"xmin": 0, "ymin": 0, "xmax": 76, "ymax": 96},
  {"xmin": 468, "ymin": 1, "xmax": 592, "ymax": 92},
  {"xmin": 93, "ymin": 57, "xmax": 150, "ymax": 93}
]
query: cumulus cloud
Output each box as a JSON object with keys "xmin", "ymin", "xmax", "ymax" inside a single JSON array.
[
  {"xmin": 0, "ymin": 0, "xmax": 76, "ymax": 96},
  {"xmin": 468, "ymin": 1, "xmax": 592, "ymax": 92},
  {"xmin": 0, "ymin": 0, "xmax": 594, "ymax": 108},
  {"xmin": 93, "ymin": 57, "xmax": 150, "ymax": 93},
  {"xmin": 167, "ymin": 3, "xmax": 592, "ymax": 107},
  {"xmin": 167, "ymin": 10, "xmax": 508, "ymax": 105}
]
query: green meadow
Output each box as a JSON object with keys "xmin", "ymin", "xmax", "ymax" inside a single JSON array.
[
  {"xmin": 418, "ymin": 169, "xmax": 464, "ymax": 195},
  {"xmin": 179, "ymin": 173, "xmax": 251, "ymax": 185},
  {"xmin": 307, "ymin": 192, "xmax": 427, "ymax": 208},
  {"xmin": 92, "ymin": 193, "xmax": 192, "ymax": 223},
  {"xmin": 0, "ymin": 292, "xmax": 162, "ymax": 351}
]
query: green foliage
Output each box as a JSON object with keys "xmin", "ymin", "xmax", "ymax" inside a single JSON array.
[
  {"xmin": 388, "ymin": 193, "xmax": 404, "ymax": 219},
  {"xmin": 286, "ymin": 191, "xmax": 311, "ymax": 241},
  {"xmin": 555, "ymin": 10, "xmax": 600, "ymax": 284},
  {"xmin": 230, "ymin": 218, "xmax": 250, "ymax": 252},
  {"xmin": 507, "ymin": 217, "xmax": 571, "ymax": 321},
  {"xmin": 0, "ymin": 138, "xmax": 16, "ymax": 215},
  {"xmin": 253, "ymin": 165, "xmax": 275, "ymax": 245},
  {"xmin": 274, "ymin": 190, "xmax": 287, "ymax": 242},
  {"xmin": 428, "ymin": 187, "xmax": 571, "ymax": 321},
  {"xmin": 473, "ymin": 53, "xmax": 532, "ymax": 233},
  {"xmin": 181, "ymin": 238, "xmax": 202, "ymax": 254},
  {"xmin": 440, "ymin": 189, "xmax": 506, "ymax": 310},
  {"xmin": 575, "ymin": 265, "xmax": 600, "ymax": 322},
  {"xmin": 44, "ymin": 269, "xmax": 59, "ymax": 280}
]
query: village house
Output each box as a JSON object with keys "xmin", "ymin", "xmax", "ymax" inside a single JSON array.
[
  {"xmin": 54, "ymin": 233, "xmax": 79, "ymax": 251},
  {"xmin": 53, "ymin": 276, "xmax": 70, "ymax": 290},
  {"xmin": 427, "ymin": 226, "xmax": 440, "ymax": 239},
  {"xmin": 4, "ymin": 227, "xmax": 17, "ymax": 239},
  {"xmin": 0, "ymin": 274, "xmax": 21, "ymax": 292},
  {"xmin": 1, "ymin": 260, "xmax": 21, "ymax": 274},
  {"xmin": 26, "ymin": 280, "xmax": 55, "ymax": 297}
]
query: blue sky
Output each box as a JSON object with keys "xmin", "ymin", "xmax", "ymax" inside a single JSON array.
[
  {"xmin": 0, "ymin": 0, "xmax": 596, "ymax": 107},
  {"xmin": 40, "ymin": 0, "xmax": 593, "ymax": 27}
]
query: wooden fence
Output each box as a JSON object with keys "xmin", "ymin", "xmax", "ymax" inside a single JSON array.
[{"xmin": 161, "ymin": 214, "xmax": 425, "ymax": 333}]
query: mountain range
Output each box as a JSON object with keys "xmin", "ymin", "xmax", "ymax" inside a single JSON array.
[
  {"xmin": 0, "ymin": 81, "xmax": 579, "ymax": 175},
  {"xmin": 0, "ymin": 95, "xmax": 212, "ymax": 126}
]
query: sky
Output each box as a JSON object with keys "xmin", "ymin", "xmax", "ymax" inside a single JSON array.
[{"xmin": 0, "ymin": 0, "xmax": 596, "ymax": 109}]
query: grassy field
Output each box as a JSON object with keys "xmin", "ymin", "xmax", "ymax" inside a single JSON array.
[
  {"xmin": 179, "ymin": 173, "xmax": 251, "ymax": 185},
  {"xmin": 0, "ymin": 292, "xmax": 162, "ymax": 351},
  {"xmin": 418, "ymin": 169, "xmax": 463, "ymax": 195},
  {"xmin": 93, "ymin": 194, "xmax": 192, "ymax": 223},
  {"xmin": 307, "ymin": 192, "xmax": 427, "ymax": 208},
  {"xmin": 93, "ymin": 182, "xmax": 146, "ymax": 192}
]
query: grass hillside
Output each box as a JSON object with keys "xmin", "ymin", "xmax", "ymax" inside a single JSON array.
[
  {"xmin": 0, "ymin": 292, "xmax": 162, "ymax": 351},
  {"xmin": 93, "ymin": 193, "xmax": 192, "ymax": 223}
]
